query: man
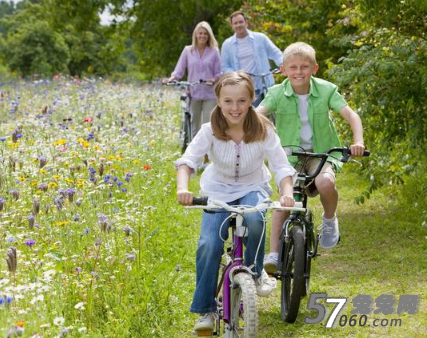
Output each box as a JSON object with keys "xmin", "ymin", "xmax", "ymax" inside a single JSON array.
[{"xmin": 221, "ymin": 11, "xmax": 282, "ymax": 107}]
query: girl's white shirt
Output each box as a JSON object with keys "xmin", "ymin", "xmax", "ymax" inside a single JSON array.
[{"xmin": 175, "ymin": 123, "xmax": 297, "ymax": 203}]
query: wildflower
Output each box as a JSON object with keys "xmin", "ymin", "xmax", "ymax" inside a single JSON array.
[
  {"xmin": 84, "ymin": 227, "xmax": 90, "ymax": 234},
  {"xmin": 122, "ymin": 226, "xmax": 132, "ymax": 236},
  {"xmin": 0, "ymin": 197, "xmax": 5, "ymax": 211},
  {"xmin": 6, "ymin": 247, "xmax": 17, "ymax": 273},
  {"xmin": 83, "ymin": 117, "xmax": 93, "ymax": 123},
  {"xmin": 25, "ymin": 239, "xmax": 36, "ymax": 247},
  {"xmin": 38, "ymin": 156, "xmax": 47, "ymax": 168},
  {"xmin": 74, "ymin": 302, "xmax": 86, "ymax": 310},
  {"xmin": 0, "ymin": 137, "xmax": 6, "ymax": 142},
  {"xmin": 126, "ymin": 253, "xmax": 136, "ymax": 262},
  {"xmin": 54, "ymin": 139, "xmax": 67, "ymax": 146},
  {"xmin": 66, "ymin": 188, "xmax": 75, "ymax": 202},
  {"xmin": 98, "ymin": 214, "xmax": 112, "ymax": 232},
  {"xmin": 143, "ymin": 165, "xmax": 152, "ymax": 171},
  {"xmin": 74, "ymin": 214, "xmax": 80, "ymax": 222},
  {"xmin": 10, "ymin": 189, "xmax": 19, "ymax": 200},
  {"xmin": 148, "ymin": 140, "xmax": 156, "ymax": 147},
  {"xmin": 12, "ymin": 130, "xmax": 19, "ymax": 143},
  {"xmin": 32, "ymin": 199, "xmax": 40, "ymax": 214},
  {"xmin": 53, "ymin": 317, "xmax": 65, "ymax": 326},
  {"xmin": 54, "ymin": 197, "xmax": 63, "ymax": 211},
  {"xmin": 75, "ymin": 267, "xmax": 82, "ymax": 274},
  {"xmin": 38, "ymin": 183, "xmax": 48, "ymax": 192},
  {"xmin": 99, "ymin": 163, "xmax": 104, "ymax": 177},
  {"xmin": 121, "ymin": 188, "xmax": 127, "ymax": 193},
  {"xmin": 6, "ymin": 236, "xmax": 16, "ymax": 243},
  {"xmin": 27, "ymin": 215, "xmax": 35, "ymax": 229},
  {"xmin": 86, "ymin": 132, "xmax": 95, "ymax": 141},
  {"xmin": 117, "ymin": 181, "xmax": 124, "ymax": 187}
]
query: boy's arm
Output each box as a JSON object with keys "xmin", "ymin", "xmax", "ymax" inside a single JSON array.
[
  {"xmin": 339, "ymin": 105, "xmax": 365, "ymax": 157},
  {"xmin": 255, "ymin": 105, "xmax": 270, "ymax": 116}
]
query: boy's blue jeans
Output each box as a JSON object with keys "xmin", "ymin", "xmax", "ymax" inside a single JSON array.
[{"xmin": 190, "ymin": 190, "xmax": 268, "ymax": 314}]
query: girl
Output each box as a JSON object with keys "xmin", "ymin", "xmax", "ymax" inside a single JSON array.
[
  {"xmin": 166, "ymin": 21, "xmax": 221, "ymax": 137},
  {"xmin": 175, "ymin": 71, "xmax": 296, "ymax": 333}
]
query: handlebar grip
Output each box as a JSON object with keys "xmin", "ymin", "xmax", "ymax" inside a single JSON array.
[
  {"xmin": 192, "ymin": 196, "xmax": 209, "ymax": 206},
  {"xmin": 363, "ymin": 150, "xmax": 370, "ymax": 157}
]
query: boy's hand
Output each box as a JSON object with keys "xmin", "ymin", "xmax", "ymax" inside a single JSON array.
[
  {"xmin": 280, "ymin": 194, "xmax": 295, "ymax": 208},
  {"xmin": 177, "ymin": 189, "xmax": 193, "ymax": 206},
  {"xmin": 350, "ymin": 143, "xmax": 365, "ymax": 157}
]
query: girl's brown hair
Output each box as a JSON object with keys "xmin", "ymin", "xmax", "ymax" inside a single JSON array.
[{"xmin": 211, "ymin": 71, "xmax": 272, "ymax": 143}]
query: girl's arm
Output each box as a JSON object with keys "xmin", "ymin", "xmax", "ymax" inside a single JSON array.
[
  {"xmin": 177, "ymin": 164, "xmax": 193, "ymax": 205},
  {"xmin": 279, "ymin": 176, "xmax": 294, "ymax": 207}
]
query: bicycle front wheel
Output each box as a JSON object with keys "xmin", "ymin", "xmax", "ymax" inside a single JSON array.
[
  {"xmin": 280, "ymin": 225, "xmax": 305, "ymax": 323},
  {"xmin": 181, "ymin": 113, "xmax": 192, "ymax": 153},
  {"xmin": 226, "ymin": 272, "xmax": 258, "ymax": 338}
]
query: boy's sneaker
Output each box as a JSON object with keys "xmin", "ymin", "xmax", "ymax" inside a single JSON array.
[
  {"xmin": 318, "ymin": 215, "xmax": 340, "ymax": 249},
  {"xmin": 194, "ymin": 312, "xmax": 216, "ymax": 332},
  {"xmin": 263, "ymin": 252, "xmax": 279, "ymax": 274},
  {"xmin": 256, "ymin": 269, "xmax": 277, "ymax": 297}
]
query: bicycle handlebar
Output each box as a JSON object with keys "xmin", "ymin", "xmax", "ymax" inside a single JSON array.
[
  {"xmin": 165, "ymin": 79, "xmax": 213, "ymax": 87},
  {"xmin": 289, "ymin": 146, "xmax": 370, "ymax": 181},
  {"xmin": 247, "ymin": 68, "xmax": 281, "ymax": 78},
  {"xmin": 187, "ymin": 197, "xmax": 305, "ymax": 213}
]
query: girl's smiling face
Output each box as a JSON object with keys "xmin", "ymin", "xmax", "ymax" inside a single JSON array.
[{"xmin": 218, "ymin": 83, "xmax": 252, "ymax": 128}]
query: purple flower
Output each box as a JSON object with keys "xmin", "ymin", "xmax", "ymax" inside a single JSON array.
[
  {"xmin": 84, "ymin": 227, "xmax": 90, "ymax": 234},
  {"xmin": 38, "ymin": 156, "xmax": 47, "ymax": 168},
  {"xmin": 25, "ymin": 239, "xmax": 36, "ymax": 246},
  {"xmin": 0, "ymin": 137, "xmax": 6, "ymax": 142},
  {"xmin": 9, "ymin": 190, "xmax": 19, "ymax": 200},
  {"xmin": 117, "ymin": 181, "xmax": 124, "ymax": 187},
  {"xmin": 121, "ymin": 188, "xmax": 127, "ymax": 192},
  {"xmin": 0, "ymin": 197, "xmax": 5, "ymax": 212},
  {"xmin": 27, "ymin": 214, "xmax": 35, "ymax": 229},
  {"xmin": 74, "ymin": 213, "xmax": 80, "ymax": 222},
  {"xmin": 38, "ymin": 183, "xmax": 48, "ymax": 192}
]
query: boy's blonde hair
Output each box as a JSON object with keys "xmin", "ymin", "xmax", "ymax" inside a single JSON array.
[
  {"xmin": 283, "ymin": 42, "xmax": 317, "ymax": 65},
  {"xmin": 211, "ymin": 71, "xmax": 272, "ymax": 143},
  {"xmin": 191, "ymin": 21, "xmax": 218, "ymax": 50}
]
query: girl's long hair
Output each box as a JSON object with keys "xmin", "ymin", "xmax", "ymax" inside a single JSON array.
[{"xmin": 211, "ymin": 71, "xmax": 272, "ymax": 143}]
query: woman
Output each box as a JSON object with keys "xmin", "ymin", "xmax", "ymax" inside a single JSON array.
[{"xmin": 166, "ymin": 21, "xmax": 221, "ymax": 138}]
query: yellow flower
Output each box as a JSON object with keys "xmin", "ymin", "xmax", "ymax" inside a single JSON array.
[
  {"xmin": 94, "ymin": 145, "xmax": 100, "ymax": 150},
  {"xmin": 18, "ymin": 177, "xmax": 26, "ymax": 182},
  {"xmin": 55, "ymin": 221, "xmax": 69, "ymax": 226},
  {"xmin": 54, "ymin": 139, "xmax": 67, "ymax": 146},
  {"xmin": 39, "ymin": 169, "xmax": 47, "ymax": 175},
  {"xmin": 149, "ymin": 140, "xmax": 156, "ymax": 147},
  {"xmin": 49, "ymin": 182, "xmax": 58, "ymax": 189},
  {"xmin": 7, "ymin": 141, "xmax": 18, "ymax": 148},
  {"xmin": 16, "ymin": 321, "xmax": 25, "ymax": 327},
  {"xmin": 52, "ymin": 175, "xmax": 61, "ymax": 180},
  {"xmin": 132, "ymin": 159, "xmax": 140, "ymax": 165},
  {"xmin": 65, "ymin": 178, "xmax": 74, "ymax": 184}
]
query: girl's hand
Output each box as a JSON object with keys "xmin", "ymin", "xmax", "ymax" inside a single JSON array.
[
  {"xmin": 177, "ymin": 189, "xmax": 193, "ymax": 206},
  {"xmin": 280, "ymin": 194, "xmax": 295, "ymax": 207}
]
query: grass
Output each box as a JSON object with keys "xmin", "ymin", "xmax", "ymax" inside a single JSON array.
[{"xmin": 0, "ymin": 78, "xmax": 425, "ymax": 337}]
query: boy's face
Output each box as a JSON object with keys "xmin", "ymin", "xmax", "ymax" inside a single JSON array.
[{"xmin": 281, "ymin": 56, "xmax": 319, "ymax": 94}]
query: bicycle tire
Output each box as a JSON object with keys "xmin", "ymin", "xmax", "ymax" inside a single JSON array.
[
  {"xmin": 226, "ymin": 272, "xmax": 258, "ymax": 338},
  {"xmin": 304, "ymin": 211, "xmax": 313, "ymax": 297},
  {"xmin": 280, "ymin": 225, "xmax": 305, "ymax": 323},
  {"xmin": 181, "ymin": 113, "xmax": 192, "ymax": 153}
]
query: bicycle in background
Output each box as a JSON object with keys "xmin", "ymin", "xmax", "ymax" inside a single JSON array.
[
  {"xmin": 165, "ymin": 80, "xmax": 211, "ymax": 153},
  {"xmin": 275, "ymin": 146, "xmax": 370, "ymax": 323},
  {"xmin": 188, "ymin": 196, "xmax": 304, "ymax": 337},
  {"xmin": 248, "ymin": 69, "xmax": 280, "ymax": 122}
]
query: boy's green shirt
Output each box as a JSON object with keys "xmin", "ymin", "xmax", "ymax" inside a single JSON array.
[{"xmin": 261, "ymin": 76, "xmax": 348, "ymax": 171}]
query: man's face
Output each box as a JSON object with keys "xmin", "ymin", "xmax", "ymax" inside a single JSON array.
[{"xmin": 231, "ymin": 14, "xmax": 248, "ymax": 38}]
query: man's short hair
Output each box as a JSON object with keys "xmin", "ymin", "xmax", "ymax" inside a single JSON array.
[
  {"xmin": 283, "ymin": 42, "xmax": 317, "ymax": 65},
  {"xmin": 229, "ymin": 11, "xmax": 247, "ymax": 23}
]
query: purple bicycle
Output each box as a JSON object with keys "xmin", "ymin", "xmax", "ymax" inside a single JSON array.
[{"xmin": 188, "ymin": 197, "xmax": 304, "ymax": 337}]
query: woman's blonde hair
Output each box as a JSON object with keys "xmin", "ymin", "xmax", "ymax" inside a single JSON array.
[
  {"xmin": 191, "ymin": 21, "xmax": 218, "ymax": 50},
  {"xmin": 211, "ymin": 71, "xmax": 272, "ymax": 143},
  {"xmin": 283, "ymin": 42, "xmax": 317, "ymax": 65}
]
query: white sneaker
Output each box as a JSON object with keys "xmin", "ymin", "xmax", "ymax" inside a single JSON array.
[
  {"xmin": 194, "ymin": 312, "xmax": 215, "ymax": 332},
  {"xmin": 256, "ymin": 269, "xmax": 277, "ymax": 297},
  {"xmin": 318, "ymin": 215, "xmax": 340, "ymax": 249},
  {"xmin": 263, "ymin": 252, "xmax": 279, "ymax": 274}
]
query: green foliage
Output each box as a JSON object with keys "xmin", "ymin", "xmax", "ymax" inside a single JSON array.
[
  {"xmin": 327, "ymin": 0, "xmax": 427, "ymax": 198},
  {"xmin": 130, "ymin": 0, "xmax": 244, "ymax": 77},
  {"xmin": 4, "ymin": 20, "xmax": 70, "ymax": 76}
]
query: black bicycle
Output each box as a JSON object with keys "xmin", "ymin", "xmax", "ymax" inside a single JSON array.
[
  {"xmin": 275, "ymin": 146, "xmax": 370, "ymax": 323},
  {"xmin": 166, "ymin": 80, "xmax": 210, "ymax": 153}
]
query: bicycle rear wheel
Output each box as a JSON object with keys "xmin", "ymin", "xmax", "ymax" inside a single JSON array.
[
  {"xmin": 226, "ymin": 272, "xmax": 258, "ymax": 338},
  {"xmin": 181, "ymin": 113, "xmax": 192, "ymax": 153},
  {"xmin": 280, "ymin": 225, "xmax": 305, "ymax": 323}
]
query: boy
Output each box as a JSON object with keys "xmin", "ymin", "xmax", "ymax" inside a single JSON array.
[{"xmin": 256, "ymin": 42, "xmax": 365, "ymax": 273}]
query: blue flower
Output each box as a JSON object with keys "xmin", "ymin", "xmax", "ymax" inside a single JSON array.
[
  {"xmin": 0, "ymin": 137, "xmax": 6, "ymax": 142},
  {"xmin": 121, "ymin": 188, "xmax": 127, "ymax": 192}
]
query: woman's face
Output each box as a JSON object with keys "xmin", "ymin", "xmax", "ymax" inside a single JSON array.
[
  {"xmin": 196, "ymin": 28, "xmax": 209, "ymax": 46},
  {"xmin": 217, "ymin": 83, "xmax": 253, "ymax": 128}
]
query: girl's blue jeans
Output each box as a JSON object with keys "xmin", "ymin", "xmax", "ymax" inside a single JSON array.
[{"xmin": 190, "ymin": 190, "xmax": 268, "ymax": 314}]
